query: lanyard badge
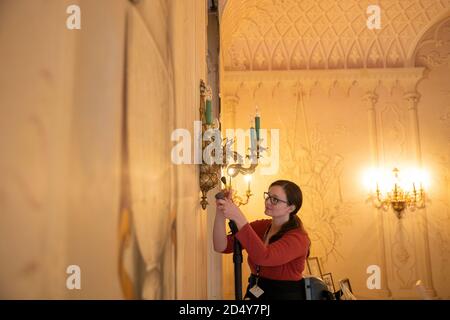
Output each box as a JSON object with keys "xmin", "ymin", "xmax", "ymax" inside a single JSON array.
[{"xmin": 249, "ymin": 266, "xmax": 264, "ymax": 298}]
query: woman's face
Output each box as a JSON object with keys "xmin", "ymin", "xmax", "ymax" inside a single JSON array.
[{"xmin": 264, "ymin": 185, "xmax": 295, "ymax": 218}]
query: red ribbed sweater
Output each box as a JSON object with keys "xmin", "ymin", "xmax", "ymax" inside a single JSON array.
[{"xmin": 222, "ymin": 219, "xmax": 310, "ymax": 281}]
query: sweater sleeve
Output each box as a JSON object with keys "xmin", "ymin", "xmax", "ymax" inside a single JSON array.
[
  {"xmin": 221, "ymin": 233, "xmax": 234, "ymax": 254},
  {"xmin": 235, "ymin": 223, "xmax": 309, "ymax": 266},
  {"xmin": 221, "ymin": 220, "xmax": 267, "ymax": 254}
]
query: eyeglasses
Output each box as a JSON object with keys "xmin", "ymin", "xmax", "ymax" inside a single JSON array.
[{"xmin": 264, "ymin": 192, "xmax": 289, "ymax": 206}]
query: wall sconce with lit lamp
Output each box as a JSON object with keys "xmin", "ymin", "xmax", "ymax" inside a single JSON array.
[
  {"xmin": 225, "ymin": 164, "xmax": 256, "ymax": 207},
  {"xmin": 198, "ymin": 80, "xmax": 265, "ymax": 209},
  {"xmin": 224, "ymin": 114, "xmax": 267, "ymax": 207},
  {"xmin": 364, "ymin": 167, "xmax": 428, "ymax": 219}
]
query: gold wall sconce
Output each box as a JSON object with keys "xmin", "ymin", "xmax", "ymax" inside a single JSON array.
[
  {"xmin": 364, "ymin": 167, "xmax": 428, "ymax": 219},
  {"xmin": 198, "ymin": 80, "xmax": 263, "ymax": 209}
]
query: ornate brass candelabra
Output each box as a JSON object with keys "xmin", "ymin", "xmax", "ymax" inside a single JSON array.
[
  {"xmin": 198, "ymin": 80, "xmax": 264, "ymax": 209},
  {"xmin": 369, "ymin": 167, "xmax": 426, "ymax": 219}
]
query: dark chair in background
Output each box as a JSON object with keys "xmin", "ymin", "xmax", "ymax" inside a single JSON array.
[{"xmin": 304, "ymin": 275, "xmax": 335, "ymax": 300}]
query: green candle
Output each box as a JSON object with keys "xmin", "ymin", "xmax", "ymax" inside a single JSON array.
[
  {"xmin": 255, "ymin": 106, "xmax": 261, "ymax": 140},
  {"xmin": 250, "ymin": 126, "xmax": 256, "ymax": 152},
  {"xmin": 205, "ymin": 99, "xmax": 212, "ymax": 125}
]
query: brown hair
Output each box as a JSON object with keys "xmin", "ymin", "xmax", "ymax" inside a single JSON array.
[{"xmin": 267, "ymin": 180, "xmax": 310, "ymax": 256}]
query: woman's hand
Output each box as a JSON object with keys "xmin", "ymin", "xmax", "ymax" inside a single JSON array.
[
  {"xmin": 215, "ymin": 189, "xmax": 232, "ymax": 216},
  {"xmin": 216, "ymin": 191, "xmax": 248, "ymax": 229}
]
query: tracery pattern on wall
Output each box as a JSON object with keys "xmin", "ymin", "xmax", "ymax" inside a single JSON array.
[
  {"xmin": 222, "ymin": 0, "xmax": 450, "ymax": 71},
  {"xmin": 280, "ymin": 126, "xmax": 353, "ymax": 262},
  {"xmin": 415, "ymin": 16, "xmax": 450, "ymax": 288},
  {"xmin": 273, "ymin": 86, "xmax": 353, "ymax": 263},
  {"xmin": 391, "ymin": 220, "xmax": 416, "ymax": 289},
  {"xmin": 379, "ymin": 102, "xmax": 408, "ymax": 165},
  {"xmin": 426, "ymin": 151, "xmax": 450, "ymax": 283}
]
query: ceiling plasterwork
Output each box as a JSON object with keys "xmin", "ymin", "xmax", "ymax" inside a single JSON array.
[{"xmin": 221, "ymin": 0, "xmax": 450, "ymax": 71}]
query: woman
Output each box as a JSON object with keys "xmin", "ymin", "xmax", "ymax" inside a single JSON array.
[{"xmin": 213, "ymin": 180, "xmax": 310, "ymax": 300}]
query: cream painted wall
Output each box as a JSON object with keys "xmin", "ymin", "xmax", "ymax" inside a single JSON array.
[
  {"xmin": 0, "ymin": 0, "xmax": 127, "ymax": 299},
  {"xmin": 68, "ymin": 0, "xmax": 129, "ymax": 300},
  {"xmin": 169, "ymin": 0, "xmax": 208, "ymax": 299},
  {"xmin": 414, "ymin": 17, "xmax": 450, "ymax": 299},
  {"xmin": 0, "ymin": 0, "xmax": 78, "ymax": 299},
  {"xmin": 206, "ymin": 9, "xmax": 224, "ymax": 300},
  {"xmin": 129, "ymin": 0, "xmax": 209, "ymax": 300}
]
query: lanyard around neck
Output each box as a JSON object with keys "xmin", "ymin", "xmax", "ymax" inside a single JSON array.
[{"xmin": 256, "ymin": 224, "xmax": 272, "ymax": 277}]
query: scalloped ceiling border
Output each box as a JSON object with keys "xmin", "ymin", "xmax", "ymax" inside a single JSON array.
[{"xmin": 222, "ymin": 67, "xmax": 426, "ymax": 96}]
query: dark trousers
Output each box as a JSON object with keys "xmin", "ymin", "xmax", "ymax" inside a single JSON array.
[{"xmin": 244, "ymin": 274, "xmax": 306, "ymax": 300}]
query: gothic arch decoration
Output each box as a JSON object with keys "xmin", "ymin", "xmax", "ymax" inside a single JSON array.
[
  {"xmin": 414, "ymin": 15, "xmax": 450, "ymax": 67},
  {"xmin": 221, "ymin": 0, "xmax": 450, "ymax": 71}
]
